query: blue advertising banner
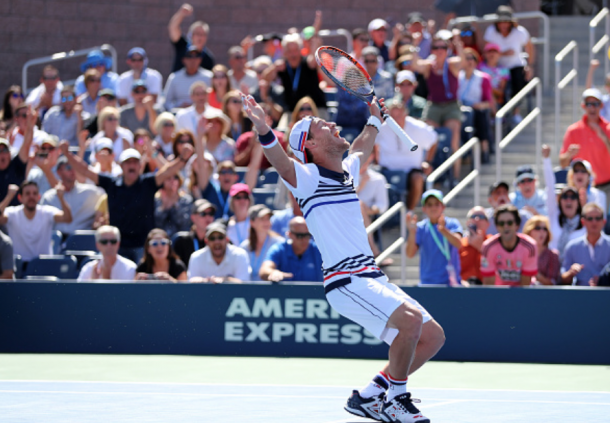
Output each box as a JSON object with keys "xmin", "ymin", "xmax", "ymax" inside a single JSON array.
[{"xmin": 0, "ymin": 282, "xmax": 608, "ymax": 364}]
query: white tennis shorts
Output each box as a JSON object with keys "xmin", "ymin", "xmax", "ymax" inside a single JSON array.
[{"xmin": 326, "ymin": 275, "xmax": 432, "ymax": 345}]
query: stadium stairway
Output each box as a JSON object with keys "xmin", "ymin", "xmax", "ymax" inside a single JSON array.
[{"xmin": 381, "ymin": 15, "xmax": 597, "ymax": 285}]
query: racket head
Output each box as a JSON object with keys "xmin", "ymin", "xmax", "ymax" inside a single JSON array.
[{"xmin": 315, "ymin": 46, "xmax": 375, "ymax": 102}]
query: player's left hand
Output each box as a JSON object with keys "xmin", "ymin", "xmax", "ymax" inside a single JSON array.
[
  {"xmin": 369, "ymin": 97, "xmax": 385, "ymax": 120},
  {"xmin": 242, "ymin": 94, "xmax": 267, "ymax": 131}
]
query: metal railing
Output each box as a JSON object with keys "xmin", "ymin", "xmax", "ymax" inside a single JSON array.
[
  {"xmin": 22, "ymin": 44, "xmax": 117, "ymax": 94},
  {"xmin": 589, "ymin": 8, "xmax": 610, "ymax": 79},
  {"xmin": 555, "ymin": 41, "xmax": 579, "ymax": 151},
  {"xmin": 426, "ymin": 137, "xmax": 481, "ymax": 206},
  {"xmin": 366, "ymin": 201, "xmax": 406, "ymax": 284},
  {"xmin": 247, "ymin": 29, "xmax": 352, "ymax": 61},
  {"xmin": 449, "ymin": 11, "xmax": 550, "ymax": 90},
  {"xmin": 495, "ymin": 77, "xmax": 542, "ymax": 181}
]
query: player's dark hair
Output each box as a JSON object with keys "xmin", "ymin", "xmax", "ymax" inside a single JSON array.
[{"xmin": 493, "ymin": 204, "xmax": 521, "ymax": 227}]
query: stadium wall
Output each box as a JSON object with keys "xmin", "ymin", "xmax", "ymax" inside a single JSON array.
[
  {"xmin": 0, "ymin": 282, "xmax": 608, "ymax": 365},
  {"xmin": 0, "ymin": 0, "xmax": 539, "ymax": 94}
]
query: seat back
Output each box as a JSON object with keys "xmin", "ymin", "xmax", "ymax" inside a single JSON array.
[
  {"xmin": 257, "ymin": 168, "xmax": 279, "ymax": 188},
  {"xmin": 64, "ymin": 230, "xmax": 98, "ymax": 252},
  {"xmin": 252, "ymin": 189, "xmax": 276, "ymax": 209},
  {"xmin": 25, "ymin": 255, "xmax": 78, "ymax": 279}
]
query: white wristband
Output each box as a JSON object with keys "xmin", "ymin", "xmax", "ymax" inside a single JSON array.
[{"xmin": 366, "ymin": 115, "xmax": 382, "ymax": 132}]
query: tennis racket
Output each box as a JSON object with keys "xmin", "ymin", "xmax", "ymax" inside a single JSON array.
[{"xmin": 315, "ymin": 46, "xmax": 418, "ymax": 151}]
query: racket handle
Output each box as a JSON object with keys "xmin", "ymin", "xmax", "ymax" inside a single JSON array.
[{"xmin": 382, "ymin": 114, "xmax": 419, "ymax": 152}]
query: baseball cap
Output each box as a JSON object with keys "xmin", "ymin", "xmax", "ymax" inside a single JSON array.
[
  {"xmin": 484, "ymin": 43, "xmax": 501, "ymax": 52},
  {"xmin": 582, "ymin": 88, "xmax": 603, "ymax": 102},
  {"xmin": 248, "ymin": 204, "xmax": 273, "ymax": 221},
  {"xmin": 396, "ymin": 70, "xmax": 417, "ymax": 85},
  {"xmin": 368, "ymin": 18, "xmax": 388, "ymax": 32},
  {"xmin": 99, "ymin": 88, "xmax": 116, "ymax": 99},
  {"xmin": 205, "ymin": 222, "xmax": 227, "ymax": 238},
  {"xmin": 127, "ymin": 47, "xmax": 146, "ymax": 59},
  {"xmin": 289, "ymin": 117, "xmax": 313, "ymax": 163},
  {"xmin": 0, "ymin": 138, "xmax": 10, "ymax": 148},
  {"xmin": 407, "ymin": 12, "xmax": 425, "ymax": 25},
  {"xmin": 56, "ymin": 155, "xmax": 69, "ymax": 169},
  {"xmin": 489, "ymin": 181, "xmax": 509, "ymax": 195},
  {"xmin": 191, "ymin": 198, "xmax": 216, "ymax": 215},
  {"xmin": 95, "ymin": 137, "xmax": 114, "ymax": 153},
  {"xmin": 184, "ymin": 45, "xmax": 202, "ymax": 58},
  {"xmin": 229, "ymin": 182, "xmax": 251, "ymax": 197},
  {"xmin": 132, "ymin": 79, "xmax": 147, "ymax": 90},
  {"xmin": 515, "ymin": 165, "xmax": 536, "ymax": 183},
  {"xmin": 40, "ymin": 134, "xmax": 59, "ymax": 148},
  {"xmin": 421, "ymin": 189, "xmax": 444, "ymax": 206},
  {"xmin": 362, "ymin": 46, "xmax": 380, "ymax": 57},
  {"xmin": 118, "ymin": 148, "xmax": 141, "ymax": 163},
  {"xmin": 571, "ymin": 158, "xmax": 592, "ymax": 173}
]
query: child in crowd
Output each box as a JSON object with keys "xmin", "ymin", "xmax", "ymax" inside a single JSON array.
[{"xmin": 406, "ymin": 189, "xmax": 463, "ymax": 286}]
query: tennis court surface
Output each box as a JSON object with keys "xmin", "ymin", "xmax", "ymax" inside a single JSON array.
[{"xmin": 1, "ymin": 355, "xmax": 609, "ymax": 422}]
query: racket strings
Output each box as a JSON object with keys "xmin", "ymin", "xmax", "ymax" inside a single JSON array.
[{"xmin": 319, "ymin": 50, "xmax": 373, "ymax": 96}]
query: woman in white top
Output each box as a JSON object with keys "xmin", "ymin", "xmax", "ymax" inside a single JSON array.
[
  {"xmin": 566, "ymin": 159, "xmax": 607, "ymax": 214},
  {"xmin": 90, "ymin": 106, "xmax": 133, "ymax": 162},
  {"xmin": 239, "ymin": 205, "xmax": 284, "ymax": 281},
  {"xmin": 226, "ymin": 183, "xmax": 253, "ymax": 247},
  {"xmin": 483, "ymin": 6, "xmax": 534, "ymax": 120},
  {"xmin": 543, "ymin": 145, "xmax": 586, "ymax": 260}
]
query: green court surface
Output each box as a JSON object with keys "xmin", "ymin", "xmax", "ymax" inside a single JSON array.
[{"xmin": 1, "ymin": 354, "xmax": 609, "ymax": 392}]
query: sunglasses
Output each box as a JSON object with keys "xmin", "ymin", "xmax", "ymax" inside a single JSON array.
[
  {"xmin": 40, "ymin": 146, "xmax": 56, "ymax": 151},
  {"xmin": 198, "ymin": 211, "xmax": 215, "ymax": 217},
  {"xmin": 133, "ymin": 89, "xmax": 147, "ymax": 94},
  {"xmin": 469, "ymin": 214, "xmax": 487, "ymax": 220},
  {"xmin": 583, "ymin": 215, "xmax": 604, "ymax": 221},
  {"xmin": 11, "ymin": 92, "xmax": 23, "ymax": 99},
  {"xmin": 561, "ymin": 193, "xmax": 578, "ymax": 200},
  {"xmin": 101, "ymin": 95, "xmax": 116, "ymax": 101},
  {"xmin": 233, "ymin": 194, "xmax": 250, "ymax": 200},
  {"xmin": 229, "ymin": 98, "xmax": 242, "ymax": 104},
  {"xmin": 15, "ymin": 113, "xmax": 27, "ymax": 119},
  {"xmin": 0, "ymin": 147, "xmax": 10, "ymax": 154},
  {"xmin": 106, "ymin": 116, "xmax": 119, "ymax": 122},
  {"xmin": 532, "ymin": 226, "xmax": 548, "ymax": 231},
  {"xmin": 232, "ymin": 55, "xmax": 245, "ymax": 60},
  {"xmin": 60, "ymin": 164, "xmax": 73, "ymax": 171},
  {"xmin": 61, "ymin": 95, "xmax": 74, "ymax": 103},
  {"xmin": 208, "ymin": 235, "xmax": 226, "ymax": 242},
  {"xmin": 89, "ymin": 78, "xmax": 101, "ymax": 83},
  {"xmin": 219, "ymin": 169, "xmax": 236, "ymax": 175},
  {"xmin": 401, "ymin": 60, "xmax": 412, "ymax": 66},
  {"xmin": 496, "ymin": 220, "xmax": 515, "ymax": 227},
  {"xmin": 291, "ymin": 231, "xmax": 312, "ymax": 239},
  {"xmin": 357, "ymin": 37, "xmax": 370, "ymax": 42},
  {"xmin": 149, "ymin": 239, "xmax": 170, "ymax": 247},
  {"xmin": 98, "ymin": 239, "xmax": 118, "ymax": 245},
  {"xmin": 585, "ymin": 101, "xmax": 601, "ymax": 107},
  {"xmin": 364, "ymin": 59, "xmax": 378, "ymax": 64},
  {"xmin": 466, "ymin": 56, "xmax": 477, "ymax": 61},
  {"xmin": 573, "ymin": 168, "xmax": 588, "ymax": 174},
  {"xmin": 42, "ymin": 75, "xmax": 58, "ymax": 80},
  {"xmin": 461, "ymin": 30, "xmax": 473, "ymax": 37},
  {"xmin": 177, "ymin": 138, "xmax": 192, "ymax": 144},
  {"xmin": 299, "ymin": 106, "xmax": 313, "ymax": 112},
  {"xmin": 163, "ymin": 122, "xmax": 175, "ymax": 127},
  {"xmin": 130, "ymin": 57, "xmax": 144, "ymax": 62},
  {"xmin": 212, "ymin": 73, "xmax": 227, "ymax": 79},
  {"xmin": 432, "ymin": 45, "xmax": 448, "ymax": 50},
  {"xmin": 518, "ymin": 178, "xmax": 534, "ymax": 184}
]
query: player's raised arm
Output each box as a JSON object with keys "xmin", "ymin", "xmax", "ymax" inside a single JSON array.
[
  {"xmin": 349, "ymin": 97, "xmax": 385, "ymax": 168},
  {"xmin": 242, "ymin": 94, "xmax": 297, "ymax": 187}
]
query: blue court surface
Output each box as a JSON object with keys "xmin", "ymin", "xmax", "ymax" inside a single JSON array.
[{"xmin": 1, "ymin": 380, "xmax": 609, "ymax": 422}]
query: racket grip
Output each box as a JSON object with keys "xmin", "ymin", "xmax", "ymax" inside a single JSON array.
[{"xmin": 382, "ymin": 114, "xmax": 419, "ymax": 151}]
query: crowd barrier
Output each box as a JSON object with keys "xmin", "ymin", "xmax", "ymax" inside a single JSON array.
[{"xmin": 1, "ymin": 282, "xmax": 608, "ymax": 365}]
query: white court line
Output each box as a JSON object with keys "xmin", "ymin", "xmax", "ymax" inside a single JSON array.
[
  {"xmin": 0, "ymin": 390, "xmax": 609, "ymax": 406},
  {"xmin": 1, "ymin": 380, "xmax": 609, "ymax": 395}
]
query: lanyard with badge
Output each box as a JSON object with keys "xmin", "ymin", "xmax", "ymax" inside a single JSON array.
[
  {"xmin": 428, "ymin": 221, "xmax": 459, "ymax": 286},
  {"xmin": 286, "ymin": 64, "xmax": 301, "ymax": 92},
  {"xmin": 442, "ymin": 60, "xmax": 454, "ymax": 100}
]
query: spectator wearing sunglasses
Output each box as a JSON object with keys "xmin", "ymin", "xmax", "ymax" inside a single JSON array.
[
  {"xmin": 510, "ymin": 165, "xmax": 547, "ymax": 216},
  {"xmin": 457, "ymin": 23, "xmax": 482, "ymax": 57},
  {"xmin": 117, "ymin": 48, "xmax": 163, "ymax": 107},
  {"xmin": 543, "ymin": 145, "xmax": 586, "ymax": 260},
  {"xmin": 25, "ymin": 65, "xmax": 64, "ymax": 117},
  {"xmin": 585, "ymin": 59, "xmax": 610, "ymax": 122},
  {"xmin": 77, "ymin": 225, "xmax": 136, "ymax": 281},
  {"xmin": 560, "ymin": 89, "xmax": 610, "ymax": 206},
  {"xmin": 42, "ymin": 86, "xmax": 87, "ymax": 147},
  {"xmin": 523, "ymin": 215, "xmax": 560, "ymax": 285},
  {"xmin": 561, "ymin": 203, "xmax": 610, "ymax": 286},
  {"xmin": 75, "ymin": 50, "xmax": 119, "ymax": 98},
  {"xmin": 173, "ymin": 199, "xmax": 216, "ymax": 266},
  {"xmin": 481, "ymin": 205, "xmax": 538, "ymax": 286},
  {"xmin": 134, "ymin": 228, "xmax": 187, "ymax": 282},
  {"xmin": 259, "ymin": 216, "xmax": 323, "ymax": 282},
  {"xmin": 119, "ymin": 80, "xmax": 161, "ymax": 135},
  {"xmin": 41, "ymin": 155, "xmax": 103, "ymax": 237},
  {"xmin": 188, "ymin": 222, "xmax": 251, "ymax": 283},
  {"xmin": 77, "ymin": 69, "xmax": 102, "ymax": 116}
]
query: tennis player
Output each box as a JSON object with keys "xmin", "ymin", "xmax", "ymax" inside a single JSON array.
[{"xmin": 242, "ymin": 94, "xmax": 444, "ymax": 423}]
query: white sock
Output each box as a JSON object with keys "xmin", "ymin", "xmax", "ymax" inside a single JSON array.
[
  {"xmin": 360, "ymin": 372, "xmax": 389, "ymax": 399},
  {"xmin": 386, "ymin": 374, "xmax": 407, "ymax": 402}
]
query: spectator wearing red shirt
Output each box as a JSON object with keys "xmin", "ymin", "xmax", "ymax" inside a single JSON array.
[
  {"xmin": 481, "ymin": 204, "xmax": 538, "ymax": 286},
  {"xmin": 560, "ymin": 88, "xmax": 610, "ymax": 200},
  {"xmin": 459, "ymin": 206, "xmax": 491, "ymax": 284}
]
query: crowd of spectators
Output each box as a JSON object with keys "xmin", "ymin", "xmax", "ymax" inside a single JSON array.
[{"xmin": 0, "ymin": 4, "xmax": 608, "ymax": 288}]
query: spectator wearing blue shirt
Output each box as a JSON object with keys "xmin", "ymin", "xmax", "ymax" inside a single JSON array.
[
  {"xmin": 509, "ymin": 165, "xmax": 547, "ymax": 216},
  {"xmin": 259, "ymin": 216, "xmax": 323, "ymax": 282},
  {"xmin": 362, "ymin": 46, "xmax": 395, "ymax": 101},
  {"xmin": 406, "ymin": 189, "xmax": 463, "ymax": 286},
  {"xmin": 561, "ymin": 203, "xmax": 610, "ymax": 286}
]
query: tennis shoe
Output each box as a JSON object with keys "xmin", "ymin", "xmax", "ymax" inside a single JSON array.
[
  {"xmin": 380, "ymin": 392, "xmax": 430, "ymax": 423},
  {"xmin": 344, "ymin": 390, "xmax": 384, "ymax": 421}
]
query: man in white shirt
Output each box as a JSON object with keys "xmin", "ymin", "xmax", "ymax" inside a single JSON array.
[
  {"xmin": 175, "ymin": 81, "xmax": 212, "ymax": 138},
  {"xmin": 41, "ymin": 155, "xmax": 104, "ymax": 236},
  {"xmin": 25, "ymin": 65, "xmax": 64, "ymax": 116},
  {"xmin": 0, "ymin": 180, "xmax": 72, "ymax": 262},
  {"xmin": 188, "ymin": 222, "xmax": 250, "ymax": 282},
  {"xmin": 375, "ymin": 99, "xmax": 438, "ymax": 210},
  {"xmin": 77, "ymin": 225, "xmax": 137, "ymax": 281},
  {"xmin": 227, "ymin": 46, "xmax": 258, "ymax": 94},
  {"xmin": 117, "ymin": 47, "xmax": 163, "ymax": 106}
]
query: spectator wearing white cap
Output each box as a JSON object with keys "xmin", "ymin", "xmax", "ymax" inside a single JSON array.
[
  {"xmin": 117, "ymin": 47, "xmax": 163, "ymax": 106},
  {"xmin": 368, "ymin": 18, "xmax": 391, "ymax": 63},
  {"xmin": 560, "ymin": 88, "xmax": 610, "ymax": 205},
  {"xmin": 394, "ymin": 70, "xmax": 426, "ymax": 119},
  {"xmin": 509, "ymin": 165, "xmax": 547, "ymax": 216},
  {"xmin": 566, "ymin": 158, "xmax": 607, "ymax": 214},
  {"xmin": 119, "ymin": 80, "xmax": 162, "ymax": 134},
  {"xmin": 59, "ymin": 138, "xmax": 192, "ymax": 263}
]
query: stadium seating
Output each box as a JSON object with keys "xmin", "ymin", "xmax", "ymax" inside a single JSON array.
[
  {"xmin": 13, "ymin": 255, "xmax": 23, "ymax": 279},
  {"xmin": 252, "ymin": 189, "xmax": 276, "ymax": 209},
  {"xmin": 257, "ymin": 168, "xmax": 279, "ymax": 188},
  {"xmin": 63, "ymin": 230, "xmax": 98, "ymax": 253},
  {"xmin": 235, "ymin": 166, "xmax": 248, "ymax": 183},
  {"xmin": 51, "ymin": 230, "xmax": 63, "ymax": 255},
  {"xmin": 25, "ymin": 255, "xmax": 78, "ymax": 279},
  {"xmin": 554, "ymin": 167, "xmax": 568, "ymax": 185},
  {"xmin": 432, "ymin": 127, "xmax": 453, "ymax": 184}
]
